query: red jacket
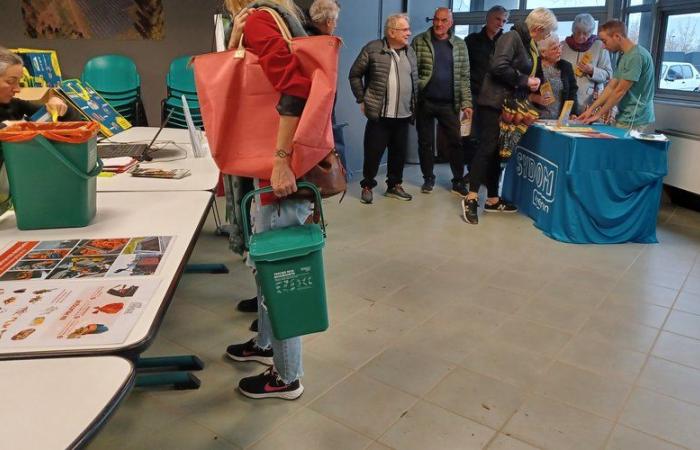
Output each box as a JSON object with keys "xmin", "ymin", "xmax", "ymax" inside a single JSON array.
[{"xmin": 244, "ymin": 10, "xmax": 311, "ymax": 100}]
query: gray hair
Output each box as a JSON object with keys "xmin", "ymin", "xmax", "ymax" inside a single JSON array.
[
  {"xmin": 384, "ymin": 13, "xmax": 409, "ymax": 38},
  {"xmin": 525, "ymin": 7, "xmax": 558, "ymax": 35},
  {"xmin": 309, "ymin": 0, "xmax": 339, "ymax": 23},
  {"xmin": 572, "ymin": 13, "xmax": 595, "ymax": 34},
  {"xmin": 537, "ymin": 32, "xmax": 560, "ymax": 51},
  {"xmin": 0, "ymin": 47, "xmax": 23, "ymax": 76},
  {"xmin": 486, "ymin": 5, "xmax": 509, "ymax": 19}
]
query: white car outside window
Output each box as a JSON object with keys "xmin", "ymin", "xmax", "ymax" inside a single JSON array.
[{"xmin": 660, "ymin": 62, "xmax": 700, "ymax": 92}]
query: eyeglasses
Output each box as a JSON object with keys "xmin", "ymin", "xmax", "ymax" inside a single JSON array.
[{"xmin": 390, "ymin": 27, "xmax": 411, "ymax": 33}]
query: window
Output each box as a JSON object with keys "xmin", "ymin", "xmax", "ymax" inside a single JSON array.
[
  {"xmin": 526, "ymin": 0, "xmax": 605, "ymax": 7},
  {"xmin": 659, "ymin": 12, "xmax": 700, "ymax": 93},
  {"xmin": 453, "ymin": 0, "xmax": 518, "ymax": 13},
  {"xmin": 627, "ymin": 11, "xmax": 653, "ymax": 49}
]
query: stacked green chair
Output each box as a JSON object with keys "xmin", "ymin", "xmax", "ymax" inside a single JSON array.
[
  {"xmin": 162, "ymin": 56, "xmax": 203, "ymax": 129},
  {"xmin": 81, "ymin": 54, "xmax": 146, "ymax": 125}
]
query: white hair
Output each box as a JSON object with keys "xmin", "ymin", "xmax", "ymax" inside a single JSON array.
[
  {"xmin": 309, "ymin": 0, "xmax": 339, "ymax": 23},
  {"xmin": 525, "ymin": 7, "xmax": 558, "ymax": 35},
  {"xmin": 537, "ymin": 33, "xmax": 560, "ymax": 51},
  {"xmin": 572, "ymin": 13, "xmax": 595, "ymax": 34},
  {"xmin": 384, "ymin": 13, "xmax": 409, "ymax": 38},
  {"xmin": 0, "ymin": 47, "xmax": 23, "ymax": 76}
]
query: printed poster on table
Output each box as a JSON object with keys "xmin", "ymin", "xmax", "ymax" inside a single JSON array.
[
  {"xmin": 0, "ymin": 279, "xmax": 160, "ymax": 348},
  {"xmin": 0, "ymin": 236, "xmax": 172, "ymax": 282}
]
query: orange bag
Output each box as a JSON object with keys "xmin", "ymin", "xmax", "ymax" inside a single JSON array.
[
  {"xmin": 193, "ymin": 8, "xmax": 341, "ymax": 179},
  {"xmin": 0, "ymin": 121, "xmax": 99, "ymax": 143}
]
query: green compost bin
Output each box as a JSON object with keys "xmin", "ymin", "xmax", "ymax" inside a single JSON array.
[
  {"xmin": 0, "ymin": 126, "xmax": 102, "ymax": 230},
  {"xmin": 242, "ymin": 182, "xmax": 329, "ymax": 340}
]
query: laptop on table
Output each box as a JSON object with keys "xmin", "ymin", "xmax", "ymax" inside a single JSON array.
[{"xmin": 97, "ymin": 110, "xmax": 174, "ymax": 161}]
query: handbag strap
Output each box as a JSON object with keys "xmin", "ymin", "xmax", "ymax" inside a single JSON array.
[{"xmin": 235, "ymin": 6, "xmax": 292, "ymax": 59}]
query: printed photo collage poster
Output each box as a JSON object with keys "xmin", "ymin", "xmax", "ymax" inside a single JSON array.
[{"xmin": 0, "ymin": 236, "xmax": 173, "ymax": 349}]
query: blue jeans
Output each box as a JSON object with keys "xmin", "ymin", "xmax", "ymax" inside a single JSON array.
[{"xmin": 249, "ymin": 192, "xmax": 311, "ymax": 384}]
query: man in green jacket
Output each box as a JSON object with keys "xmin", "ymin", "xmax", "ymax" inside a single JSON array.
[{"xmin": 412, "ymin": 7, "xmax": 472, "ymax": 196}]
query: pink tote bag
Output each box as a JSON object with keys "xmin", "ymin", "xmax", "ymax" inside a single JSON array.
[{"xmin": 193, "ymin": 8, "xmax": 341, "ymax": 179}]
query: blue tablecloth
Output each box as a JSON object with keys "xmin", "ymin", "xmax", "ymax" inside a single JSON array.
[{"xmin": 501, "ymin": 125, "xmax": 669, "ymax": 244}]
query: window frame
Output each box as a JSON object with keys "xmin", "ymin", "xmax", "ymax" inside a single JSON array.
[{"xmin": 624, "ymin": 0, "xmax": 700, "ymax": 105}]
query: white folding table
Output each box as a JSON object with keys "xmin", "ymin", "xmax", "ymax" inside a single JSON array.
[
  {"xmin": 0, "ymin": 356, "xmax": 135, "ymax": 450},
  {"xmin": 0, "ymin": 190, "xmax": 212, "ymax": 360}
]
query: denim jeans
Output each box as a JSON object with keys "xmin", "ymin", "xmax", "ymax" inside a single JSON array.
[{"xmin": 248, "ymin": 191, "xmax": 311, "ymax": 384}]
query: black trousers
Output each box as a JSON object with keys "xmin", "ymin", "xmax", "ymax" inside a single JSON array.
[
  {"xmin": 416, "ymin": 99, "xmax": 464, "ymax": 184},
  {"xmin": 468, "ymin": 105, "xmax": 502, "ymax": 197},
  {"xmin": 361, "ymin": 117, "xmax": 410, "ymax": 189}
]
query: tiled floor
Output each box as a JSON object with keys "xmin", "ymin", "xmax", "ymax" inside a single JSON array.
[{"xmin": 89, "ymin": 165, "xmax": 700, "ymax": 450}]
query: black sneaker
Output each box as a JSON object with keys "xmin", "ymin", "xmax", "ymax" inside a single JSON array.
[
  {"xmin": 451, "ymin": 181, "xmax": 469, "ymax": 197},
  {"xmin": 250, "ymin": 318, "xmax": 258, "ymax": 332},
  {"xmin": 385, "ymin": 184, "xmax": 412, "ymax": 201},
  {"xmin": 238, "ymin": 367, "xmax": 304, "ymax": 400},
  {"xmin": 484, "ymin": 199, "xmax": 518, "ymax": 213},
  {"xmin": 361, "ymin": 187, "xmax": 373, "ymax": 204},
  {"xmin": 237, "ymin": 296, "xmax": 258, "ymax": 313},
  {"xmin": 420, "ymin": 179, "xmax": 434, "ymax": 193},
  {"xmin": 462, "ymin": 197, "xmax": 479, "ymax": 224},
  {"xmin": 226, "ymin": 338, "xmax": 273, "ymax": 365}
]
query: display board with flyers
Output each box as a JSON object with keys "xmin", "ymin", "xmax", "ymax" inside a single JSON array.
[{"xmin": 28, "ymin": 79, "xmax": 132, "ymax": 137}]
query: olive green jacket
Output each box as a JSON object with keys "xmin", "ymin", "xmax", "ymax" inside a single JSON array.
[{"xmin": 411, "ymin": 28, "xmax": 472, "ymax": 112}]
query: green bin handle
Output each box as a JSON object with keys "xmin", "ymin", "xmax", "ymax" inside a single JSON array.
[
  {"xmin": 241, "ymin": 181, "xmax": 326, "ymax": 249},
  {"xmin": 35, "ymin": 135, "xmax": 104, "ymax": 180}
]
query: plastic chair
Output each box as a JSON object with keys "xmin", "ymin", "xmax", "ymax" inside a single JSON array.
[
  {"xmin": 166, "ymin": 56, "xmax": 197, "ymax": 94},
  {"xmin": 82, "ymin": 54, "xmax": 141, "ymax": 94}
]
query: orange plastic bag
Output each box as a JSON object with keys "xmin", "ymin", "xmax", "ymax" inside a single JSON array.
[
  {"xmin": 0, "ymin": 121, "xmax": 99, "ymax": 143},
  {"xmin": 193, "ymin": 8, "xmax": 340, "ymax": 179}
]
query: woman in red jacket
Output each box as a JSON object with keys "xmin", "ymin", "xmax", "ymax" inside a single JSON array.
[{"xmin": 223, "ymin": 0, "xmax": 312, "ymax": 401}]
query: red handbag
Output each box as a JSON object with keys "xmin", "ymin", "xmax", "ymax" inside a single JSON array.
[{"xmin": 193, "ymin": 8, "xmax": 341, "ymax": 179}]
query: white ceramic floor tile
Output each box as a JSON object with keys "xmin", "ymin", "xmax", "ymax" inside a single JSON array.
[
  {"xmin": 426, "ymin": 368, "xmax": 526, "ymax": 429},
  {"xmin": 379, "ymin": 401, "xmax": 496, "ymax": 450},
  {"xmin": 620, "ymin": 387, "xmax": 700, "ymax": 449},
  {"xmin": 503, "ymin": 396, "xmax": 614, "ymax": 450}
]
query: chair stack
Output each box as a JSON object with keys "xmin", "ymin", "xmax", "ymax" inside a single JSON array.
[
  {"xmin": 162, "ymin": 56, "xmax": 203, "ymax": 129},
  {"xmin": 81, "ymin": 54, "xmax": 143, "ymax": 125}
]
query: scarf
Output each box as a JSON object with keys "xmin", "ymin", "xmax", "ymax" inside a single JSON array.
[{"xmin": 565, "ymin": 35, "xmax": 596, "ymax": 53}]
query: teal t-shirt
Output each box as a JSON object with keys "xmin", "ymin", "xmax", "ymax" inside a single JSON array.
[{"xmin": 614, "ymin": 45, "xmax": 655, "ymax": 126}]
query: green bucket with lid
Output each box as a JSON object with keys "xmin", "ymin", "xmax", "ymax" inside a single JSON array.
[
  {"xmin": 0, "ymin": 132, "xmax": 102, "ymax": 230},
  {"xmin": 242, "ymin": 182, "xmax": 329, "ymax": 340}
]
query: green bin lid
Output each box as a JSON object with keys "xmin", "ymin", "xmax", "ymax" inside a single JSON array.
[{"xmin": 249, "ymin": 223, "xmax": 325, "ymax": 262}]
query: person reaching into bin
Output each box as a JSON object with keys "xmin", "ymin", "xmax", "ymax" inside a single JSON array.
[
  {"xmin": 221, "ymin": 0, "xmax": 323, "ymax": 401},
  {"xmin": 0, "ymin": 47, "xmax": 69, "ymax": 128}
]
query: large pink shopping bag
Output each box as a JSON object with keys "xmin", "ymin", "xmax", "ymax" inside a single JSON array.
[{"xmin": 193, "ymin": 8, "xmax": 341, "ymax": 178}]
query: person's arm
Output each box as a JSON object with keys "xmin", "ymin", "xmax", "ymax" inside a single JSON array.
[
  {"xmin": 245, "ymin": 11, "xmax": 311, "ymax": 197},
  {"xmin": 565, "ymin": 62, "xmax": 579, "ymax": 114},
  {"xmin": 458, "ymin": 41, "xmax": 473, "ymax": 115},
  {"xmin": 490, "ymin": 33, "xmax": 529, "ymax": 89},
  {"xmin": 580, "ymin": 78, "xmax": 634, "ymax": 124},
  {"xmin": 578, "ymin": 77, "xmax": 617, "ymax": 120},
  {"xmin": 348, "ymin": 44, "xmax": 370, "ymax": 112},
  {"xmin": 591, "ymin": 48, "xmax": 613, "ymax": 84},
  {"xmin": 228, "ymin": 8, "xmax": 254, "ymax": 49}
]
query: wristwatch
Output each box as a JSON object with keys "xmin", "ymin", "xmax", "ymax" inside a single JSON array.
[{"xmin": 275, "ymin": 149, "xmax": 291, "ymax": 159}]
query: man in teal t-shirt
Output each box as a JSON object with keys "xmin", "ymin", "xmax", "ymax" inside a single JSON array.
[{"xmin": 579, "ymin": 19, "xmax": 655, "ymax": 129}]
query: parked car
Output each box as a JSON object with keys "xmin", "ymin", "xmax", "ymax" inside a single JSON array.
[{"xmin": 660, "ymin": 61, "xmax": 700, "ymax": 91}]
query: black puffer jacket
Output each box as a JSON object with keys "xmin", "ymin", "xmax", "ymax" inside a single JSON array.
[
  {"xmin": 348, "ymin": 38, "xmax": 419, "ymax": 121},
  {"xmin": 477, "ymin": 22, "xmax": 543, "ymax": 110}
]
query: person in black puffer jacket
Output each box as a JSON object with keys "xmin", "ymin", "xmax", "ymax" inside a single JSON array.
[
  {"xmin": 349, "ymin": 13, "xmax": 419, "ymax": 204},
  {"xmin": 462, "ymin": 7, "xmax": 558, "ymax": 225}
]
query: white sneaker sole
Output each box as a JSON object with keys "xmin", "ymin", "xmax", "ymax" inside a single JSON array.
[
  {"xmin": 385, "ymin": 193, "xmax": 412, "ymax": 201},
  {"xmin": 225, "ymin": 352, "xmax": 273, "ymax": 366},
  {"xmin": 239, "ymin": 384, "xmax": 304, "ymax": 400},
  {"xmin": 461, "ymin": 198, "xmax": 479, "ymax": 224}
]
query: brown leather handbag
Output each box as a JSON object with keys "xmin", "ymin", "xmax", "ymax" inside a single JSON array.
[{"xmin": 293, "ymin": 148, "xmax": 347, "ymax": 200}]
